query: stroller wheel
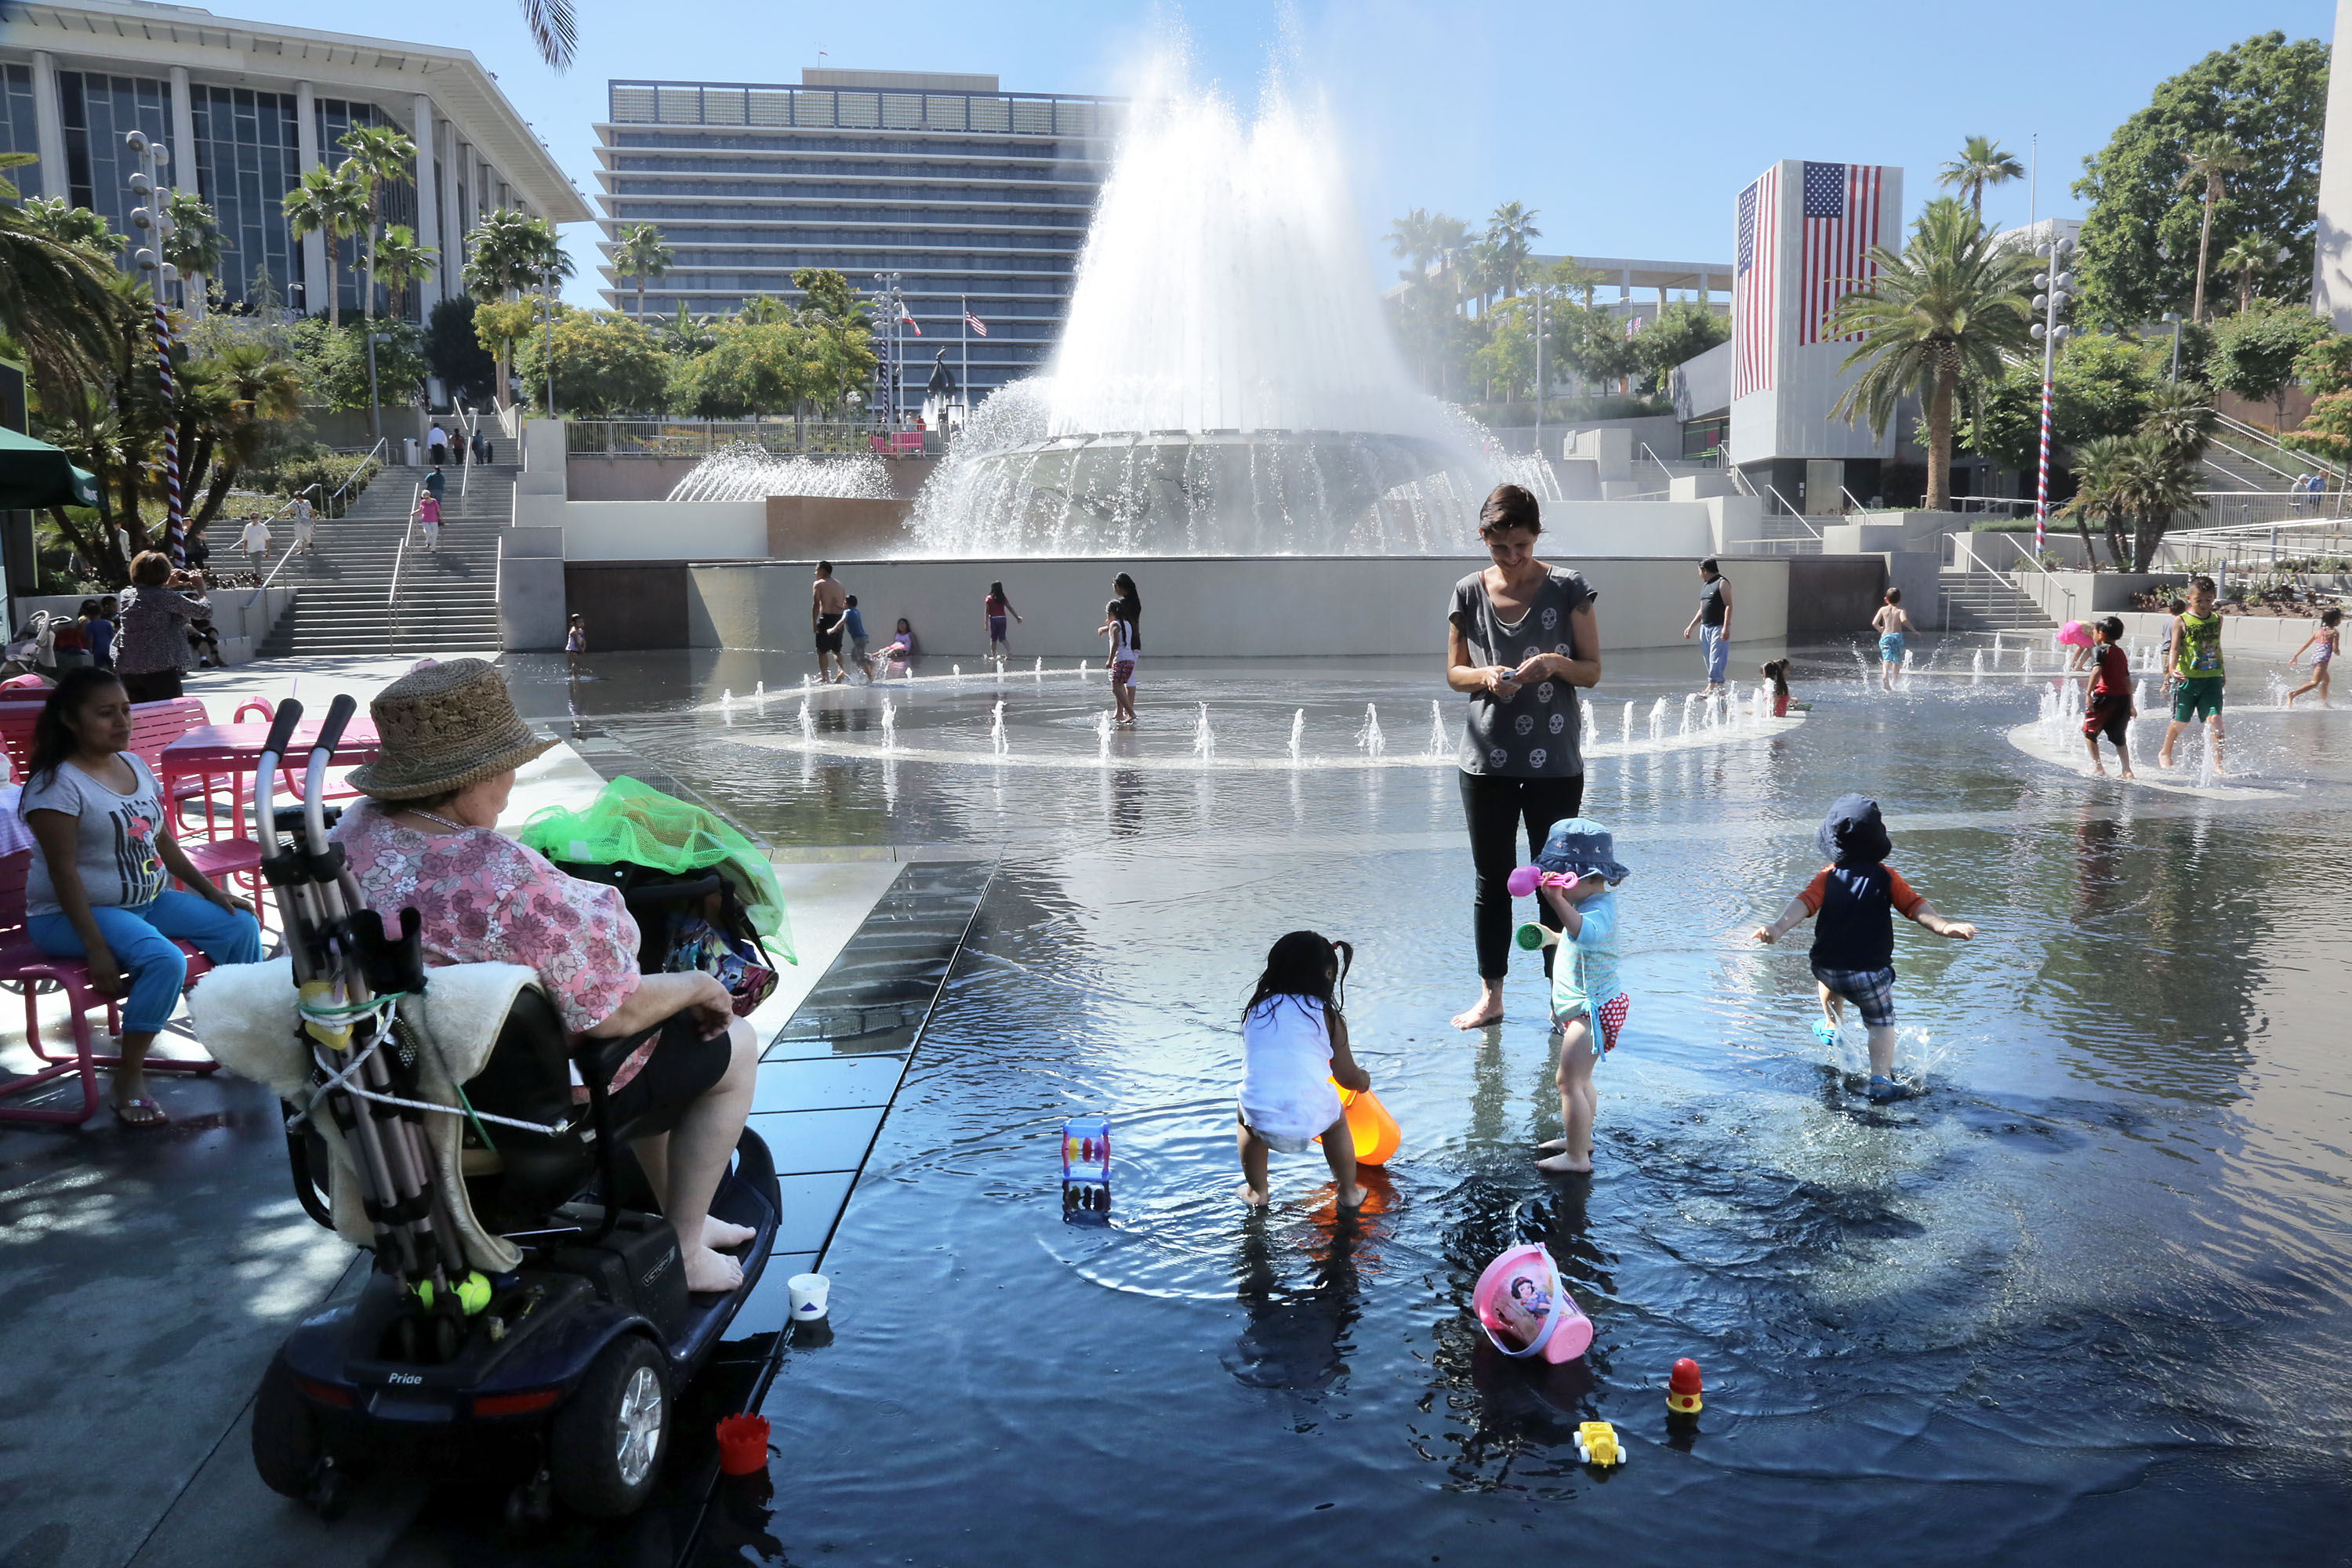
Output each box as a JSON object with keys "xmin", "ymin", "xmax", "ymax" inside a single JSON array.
[
  {"xmin": 252, "ymin": 1357, "xmax": 321, "ymax": 1501},
  {"xmin": 550, "ymin": 1336, "xmax": 669, "ymax": 1519}
]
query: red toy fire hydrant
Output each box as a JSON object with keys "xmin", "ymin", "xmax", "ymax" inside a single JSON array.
[{"xmin": 1667, "ymin": 1358, "xmax": 1704, "ymax": 1415}]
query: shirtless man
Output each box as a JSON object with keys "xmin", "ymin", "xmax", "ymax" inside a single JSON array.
[{"xmin": 811, "ymin": 561, "xmax": 849, "ymax": 684}]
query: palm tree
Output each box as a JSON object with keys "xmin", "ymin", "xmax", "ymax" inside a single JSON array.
[
  {"xmin": 515, "ymin": 0, "xmax": 578, "ymax": 68},
  {"xmin": 0, "ymin": 157, "xmax": 125, "ymax": 398},
  {"xmin": 463, "ymin": 209, "xmax": 555, "ymax": 397},
  {"xmin": 17, "ymin": 192, "xmax": 119, "ymax": 250},
  {"xmin": 282, "ymin": 162, "xmax": 366, "ymax": 325},
  {"xmin": 179, "ymin": 340, "xmax": 302, "ymax": 527},
  {"xmin": 612, "ymin": 223, "xmax": 673, "ymax": 318},
  {"xmin": 337, "ymin": 123, "xmax": 420, "ymax": 318},
  {"xmin": 159, "ymin": 190, "xmax": 226, "ymax": 318},
  {"xmin": 1823, "ymin": 198, "xmax": 2036, "ymax": 511},
  {"xmin": 1485, "ymin": 201, "xmax": 1541, "ymax": 300},
  {"xmin": 2216, "ymin": 233, "xmax": 2274, "ymax": 314},
  {"xmin": 1385, "ymin": 208, "xmax": 1438, "ymax": 277},
  {"xmin": 370, "ymin": 224, "xmax": 437, "ymax": 321},
  {"xmin": 2070, "ymin": 430, "xmax": 2199, "ymax": 570},
  {"xmin": 1936, "ymin": 136, "xmax": 2026, "ymax": 215},
  {"xmin": 2177, "ymin": 133, "xmax": 2248, "ymax": 324},
  {"xmin": 652, "ymin": 299, "xmax": 717, "ymax": 358},
  {"xmin": 2140, "ymin": 379, "xmax": 2218, "ymax": 467}
]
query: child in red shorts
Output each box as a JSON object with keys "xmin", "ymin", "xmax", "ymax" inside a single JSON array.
[
  {"xmin": 2082, "ymin": 615, "xmax": 2136, "ymax": 779},
  {"xmin": 1753, "ymin": 794, "xmax": 1976, "ymax": 1102}
]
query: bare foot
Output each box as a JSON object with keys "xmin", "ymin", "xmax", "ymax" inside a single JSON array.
[
  {"xmin": 702, "ymin": 1215, "xmax": 756, "ymax": 1250},
  {"xmin": 2121, "ymin": 769, "xmax": 2136, "ymax": 780},
  {"xmin": 1334, "ymin": 1183, "xmax": 1367, "ymax": 1209},
  {"xmin": 2158, "ymin": 750, "xmax": 2174, "ymax": 769},
  {"xmin": 682, "ymin": 1243, "xmax": 746, "ymax": 1294},
  {"xmin": 1236, "ymin": 1181, "xmax": 1269, "ymax": 1207},
  {"xmin": 1534, "ymin": 1152, "xmax": 1592, "ymax": 1174},
  {"xmin": 2090, "ymin": 765, "xmax": 2106, "ymax": 776},
  {"xmin": 1451, "ymin": 987, "xmax": 1504, "ymax": 1030},
  {"xmin": 1536, "ymin": 1137, "xmax": 1567, "ymax": 1152}
]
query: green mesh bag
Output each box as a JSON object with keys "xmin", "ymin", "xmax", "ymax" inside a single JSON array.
[{"xmin": 518, "ymin": 775, "xmax": 792, "ymax": 956}]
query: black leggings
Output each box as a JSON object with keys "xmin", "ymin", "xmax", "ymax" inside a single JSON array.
[{"xmin": 1460, "ymin": 770, "xmax": 1587, "ymax": 981}]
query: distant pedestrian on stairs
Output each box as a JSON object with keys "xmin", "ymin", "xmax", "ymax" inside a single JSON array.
[
  {"xmin": 291, "ymin": 495, "xmax": 317, "ymax": 555},
  {"xmin": 416, "ymin": 491, "xmax": 442, "ymax": 553},
  {"xmin": 425, "ymin": 463, "xmax": 446, "ymax": 506},
  {"xmin": 473, "ymin": 430, "xmax": 491, "ymax": 466},
  {"xmin": 427, "ymin": 421, "xmax": 449, "ymax": 463},
  {"xmin": 238, "ymin": 517, "xmax": 271, "ymax": 572}
]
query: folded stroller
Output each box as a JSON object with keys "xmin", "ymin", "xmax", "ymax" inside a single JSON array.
[{"xmin": 198, "ymin": 699, "xmax": 779, "ymax": 1523}]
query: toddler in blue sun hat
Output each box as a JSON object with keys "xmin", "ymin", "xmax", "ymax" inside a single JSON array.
[{"xmin": 1529, "ymin": 818, "xmax": 1631, "ymax": 1174}]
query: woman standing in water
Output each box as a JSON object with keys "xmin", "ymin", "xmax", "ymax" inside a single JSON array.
[
  {"xmin": 983, "ymin": 581, "xmax": 1022, "ymax": 668},
  {"xmin": 1446, "ymin": 485, "xmax": 1602, "ymax": 1030}
]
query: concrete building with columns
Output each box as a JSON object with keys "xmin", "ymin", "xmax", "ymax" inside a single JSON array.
[{"xmin": 0, "ymin": 0, "xmax": 588, "ymax": 319}]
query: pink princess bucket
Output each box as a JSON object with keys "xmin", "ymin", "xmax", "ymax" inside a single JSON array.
[{"xmin": 1472, "ymin": 1243, "xmax": 1593, "ymax": 1364}]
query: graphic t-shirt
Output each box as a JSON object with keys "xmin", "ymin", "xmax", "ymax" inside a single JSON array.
[
  {"xmin": 1450, "ymin": 567, "xmax": 1597, "ymax": 779},
  {"xmin": 18, "ymin": 755, "xmax": 169, "ymax": 916},
  {"xmin": 2174, "ymin": 611, "xmax": 2223, "ymax": 678}
]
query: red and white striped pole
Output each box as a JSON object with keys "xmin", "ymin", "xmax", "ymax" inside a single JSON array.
[
  {"xmin": 2034, "ymin": 375, "xmax": 2052, "ymax": 554},
  {"xmin": 2031, "ymin": 234, "xmax": 2074, "ymax": 561}
]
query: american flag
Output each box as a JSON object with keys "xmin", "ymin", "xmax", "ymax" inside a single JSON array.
[
  {"xmin": 1733, "ymin": 166, "xmax": 1778, "ymax": 399},
  {"xmin": 964, "ymin": 307, "xmax": 988, "ymax": 337},
  {"xmin": 1795, "ymin": 162, "xmax": 1886, "ymax": 346}
]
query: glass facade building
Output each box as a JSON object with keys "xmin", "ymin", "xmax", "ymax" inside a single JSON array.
[{"xmin": 596, "ymin": 71, "xmax": 1116, "ymax": 408}]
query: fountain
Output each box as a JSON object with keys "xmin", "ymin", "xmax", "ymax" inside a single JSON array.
[
  {"xmin": 1290, "ymin": 708, "xmax": 1305, "ymax": 764},
  {"xmin": 1035, "ymin": 657, "xmax": 1045, "ymax": 680},
  {"xmin": 2022, "ymin": 647, "xmax": 2035, "ymax": 676},
  {"xmin": 1679, "ymin": 694, "xmax": 1697, "ymax": 736},
  {"xmin": 1648, "ymin": 698, "xmax": 1668, "ymax": 742},
  {"xmin": 880, "ymin": 698, "xmax": 897, "ymax": 752},
  {"xmin": 953, "ymin": 664, "xmax": 961, "ymax": 680},
  {"xmin": 1973, "ymin": 649, "xmax": 1984, "ymax": 681},
  {"xmin": 1356, "ymin": 703, "xmax": 1385, "ymax": 760},
  {"xmin": 1426, "ymin": 699, "xmax": 1447, "ymax": 758},
  {"xmin": 2198, "ymin": 732, "xmax": 2219, "ymax": 789},
  {"xmin": 1095, "ymin": 710, "xmax": 1113, "ymax": 763},
  {"xmin": 1993, "ymin": 631, "xmax": 2005, "ymax": 665},
  {"xmin": 665, "ymin": 443, "xmax": 892, "ymax": 504},
  {"xmin": 1621, "ymin": 701, "xmax": 1635, "ymax": 746},
  {"xmin": 754, "ymin": 681, "xmax": 766, "ymax": 707},
  {"xmin": 720, "ymin": 688, "xmax": 733, "ymax": 716},
  {"xmin": 1192, "ymin": 703, "xmax": 1215, "ymax": 764},
  {"xmin": 990, "ymin": 700, "xmax": 1010, "ymax": 757},
  {"xmin": 906, "ymin": 69, "xmax": 1555, "ymax": 556},
  {"xmin": 797, "ymin": 698, "xmax": 814, "ymax": 744},
  {"xmin": 1581, "ymin": 700, "xmax": 1597, "ymax": 750},
  {"xmin": 2267, "ymin": 670, "xmax": 2288, "ymax": 707}
]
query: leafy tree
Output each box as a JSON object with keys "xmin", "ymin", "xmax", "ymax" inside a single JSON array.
[
  {"xmin": 790, "ymin": 267, "xmax": 874, "ymax": 412},
  {"xmin": 669, "ymin": 318, "xmax": 818, "ymax": 418},
  {"xmin": 2063, "ymin": 428, "xmax": 2200, "ymax": 568},
  {"xmin": 160, "ymin": 190, "xmax": 225, "ymax": 317},
  {"xmin": 426, "ymin": 295, "xmax": 497, "ymax": 401},
  {"xmin": 339, "ymin": 124, "xmax": 419, "ymax": 320},
  {"xmin": 2291, "ymin": 332, "xmax": 2352, "ymax": 396},
  {"xmin": 1475, "ymin": 296, "xmax": 1536, "ymax": 401},
  {"xmin": 652, "ymin": 299, "xmax": 717, "ymax": 358},
  {"xmin": 2206, "ymin": 298, "xmax": 2331, "ymax": 427},
  {"xmin": 514, "ymin": 0, "xmax": 577, "ymax": 67},
  {"xmin": 1826, "ymin": 198, "xmax": 2036, "ymax": 509},
  {"xmin": 2071, "ymin": 33, "xmax": 2327, "ymax": 328},
  {"xmin": 1548, "ymin": 303, "xmax": 1638, "ymax": 393},
  {"xmin": 16, "ymin": 193, "xmax": 118, "ymax": 252},
  {"xmin": 1631, "ymin": 303, "xmax": 1730, "ymax": 397},
  {"xmin": 462, "ymin": 210, "xmax": 569, "ymax": 401},
  {"xmin": 281, "ymin": 162, "xmax": 367, "ymax": 327},
  {"xmin": 287, "ymin": 317, "xmax": 429, "ymax": 414},
  {"xmin": 1961, "ymin": 332, "xmax": 2161, "ymax": 470},
  {"xmin": 2284, "ymin": 390, "xmax": 2352, "ymax": 463},
  {"xmin": 176, "ymin": 339, "xmax": 299, "ymax": 528},
  {"xmin": 736, "ymin": 295, "xmax": 794, "ymax": 325},
  {"xmin": 514, "ymin": 310, "xmax": 668, "ymax": 416},
  {"xmin": 613, "ymin": 222, "xmax": 673, "ymax": 318},
  {"xmin": 1938, "ymin": 136, "xmax": 2025, "ymax": 214},
  {"xmin": 1384, "ymin": 208, "xmax": 1441, "ymax": 277},
  {"xmin": 472, "ymin": 296, "xmax": 544, "ymax": 404}
]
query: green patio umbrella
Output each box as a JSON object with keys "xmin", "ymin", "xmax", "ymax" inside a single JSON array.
[{"xmin": 0, "ymin": 426, "xmax": 100, "ymax": 510}]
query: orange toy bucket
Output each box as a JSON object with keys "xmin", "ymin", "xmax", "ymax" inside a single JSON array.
[{"xmin": 1314, "ymin": 1080, "xmax": 1400, "ymax": 1166}]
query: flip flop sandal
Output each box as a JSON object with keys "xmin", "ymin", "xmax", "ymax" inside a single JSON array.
[{"xmin": 114, "ymin": 1097, "xmax": 170, "ymax": 1129}]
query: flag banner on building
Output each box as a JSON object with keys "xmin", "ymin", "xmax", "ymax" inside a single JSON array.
[
  {"xmin": 1733, "ymin": 166, "xmax": 1778, "ymax": 399},
  {"xmin": 1795, "ymin": 162, "xmax": 1886, "ymax": 346},
  {"xmin": 965, "ymin": 307, "xmax": 988, "ymax": 337}
]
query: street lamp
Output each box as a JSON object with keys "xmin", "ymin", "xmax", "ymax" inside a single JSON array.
[
  {"xmin": 1530, "ymin": 281, "xmax": 1549, "ymax": 458},
  {"xmin": 2161, "ymin": 310, "xmax": 2183, "ymax": 383},
  {"xmin": 2030, "ymin": 237, "xmax": 2075, "ymax": 557},
  {"xmin": 870, "ymin": 270, "xmax": 904, "ymax": 425},
  {"xmin": 124, "ymin": 131, "xmax": 187, "ymax": 566}
]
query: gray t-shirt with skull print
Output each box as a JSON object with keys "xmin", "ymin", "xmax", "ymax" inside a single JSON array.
[{"xmin": 1449, "ymin": 567, "xmax": 1596, "ymax": 779}]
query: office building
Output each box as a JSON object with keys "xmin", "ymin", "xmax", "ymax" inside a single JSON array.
[
  {"xmin": 0, "ymin": 0, "xmax": 587, "ymax": 318},
  {"xmin": 593, "ymin": 68, "xmax": 1117, "ymax": 408}
]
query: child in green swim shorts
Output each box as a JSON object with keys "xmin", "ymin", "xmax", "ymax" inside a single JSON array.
[{"xmin": 2158, "ymin": 575, "xmax": 2224, "ymax": 773}]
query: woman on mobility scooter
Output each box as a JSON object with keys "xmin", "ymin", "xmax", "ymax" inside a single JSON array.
[{"xmin": 329, "ymin": 659, "xmax": 759, "ymax": 1294}]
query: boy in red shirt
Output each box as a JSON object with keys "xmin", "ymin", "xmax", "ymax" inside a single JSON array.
[
  {"xmin": 2082, "ymin": 615, "xmax": 2136, "ymax": 779},
  {"xmin": 1754, "ymin": 795, "xmax": 1976, "ymax": 1102}
]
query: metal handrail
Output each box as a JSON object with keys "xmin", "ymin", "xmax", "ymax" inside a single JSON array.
[
  {"xmin": 387, "ymin": 483, "xmax": 419, "ymax": 611},
  {"xmin": 1761, "ymin": 483, "xmax": 1824, "ymax": 534},
  {"xmin": 1636, "ymin": 441, "xmax": 1677, "ymax": 490},
  {"xmin": 1994, "ymin": 531, "xmax": 2077, "ymax": 620},
  {"xmin": 1728, "ymin": 466, "xmax": 1760, "ymax": 499},
  {"xmin": 2214, "ymin": 411, "xmax": 2346, "ymax": 481}
]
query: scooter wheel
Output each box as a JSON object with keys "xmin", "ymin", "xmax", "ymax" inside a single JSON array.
[
  {"xmin": 252, "ymin": 1356, "xmax": 321, "ymax": 1500},
  {"xmin": 550, "ymin": 1336, "xmax": 669, "ymax": 1519}
]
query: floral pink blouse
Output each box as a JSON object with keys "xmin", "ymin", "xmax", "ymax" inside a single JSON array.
[{"xmin": 332, "ymin": 804, "xmax": 648, "ymax": 1079}]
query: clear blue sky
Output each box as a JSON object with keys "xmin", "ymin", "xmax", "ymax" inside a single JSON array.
[{"xmin": 220, "ymin": 0, "xmax": 2337, "ymax": 305}]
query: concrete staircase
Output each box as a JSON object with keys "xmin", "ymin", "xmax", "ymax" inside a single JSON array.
[
  {"xmin": 256, "ymin": 463, "xmax": 517, "ymax": 659},
  {"xmin": 1940, "ymin": 567, "xmax": 2057, "ymax": 633}
]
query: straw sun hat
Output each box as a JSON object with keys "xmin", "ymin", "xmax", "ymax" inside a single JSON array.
[{"xmin": 345, "ymin": 658, "xmax": 557, "ymax": 801}]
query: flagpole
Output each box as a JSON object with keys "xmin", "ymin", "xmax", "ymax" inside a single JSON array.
[{"xmin": 960, "ymin": 294, "xmax": 969, "ymax": 430}]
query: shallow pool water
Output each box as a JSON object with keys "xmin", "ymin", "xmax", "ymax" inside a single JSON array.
[{"xmin": 518, "ymin": 644, "xmax": 2352, "ymax": 1566}]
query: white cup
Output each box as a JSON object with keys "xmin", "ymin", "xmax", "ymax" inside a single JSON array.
[{"xmin": 786, "ymin": 1272, "xmax": 830, "ymax": 1320}]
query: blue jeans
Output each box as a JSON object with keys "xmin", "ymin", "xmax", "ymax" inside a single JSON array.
[
  {"xmin": 1700, "ymin": 625, "xmax": 1729, "ymax": 682},
  {"xmin": 27, "ymin": 891, "xmax": 263, "ymax": 1034}
]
